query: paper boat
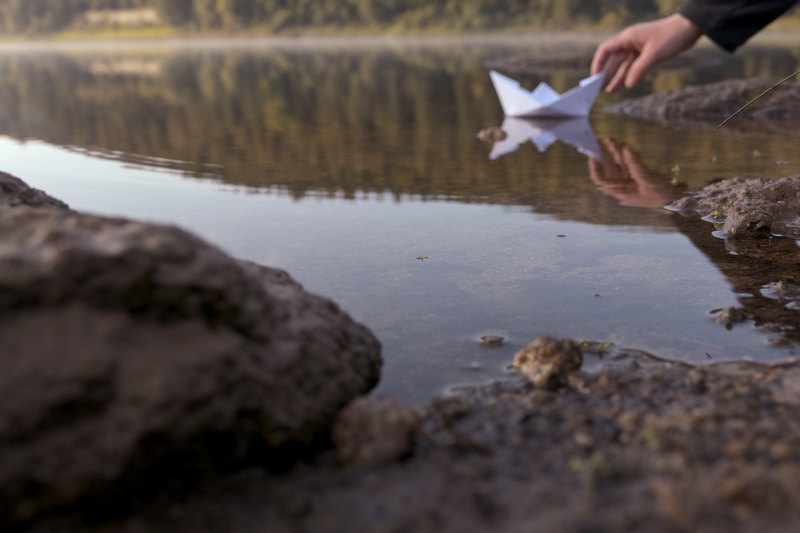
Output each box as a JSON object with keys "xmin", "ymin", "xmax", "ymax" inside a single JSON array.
[
  {"xmin": 490, "ymin": 71, "xmax": 605, "ymax": 118},
  {"xmin": 488, "ymin": 117, "xmax": 602, "ymax": 160}
]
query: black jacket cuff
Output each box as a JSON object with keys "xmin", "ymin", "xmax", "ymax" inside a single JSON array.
[{"xmin": 679, "ymin": 0, "xmax": 797, "ymax": 52}]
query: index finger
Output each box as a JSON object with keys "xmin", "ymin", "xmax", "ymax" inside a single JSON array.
[
  {"xmin": 592, "ymin": 36, "xmax": 627, "ymax": 76},
  {"xmin": 591, "ymin": 42, "xmax": 612, "ymax": 76}
]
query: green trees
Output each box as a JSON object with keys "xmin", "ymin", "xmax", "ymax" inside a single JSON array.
[
  {"xmin": 0, "ymin": 0, "xmax": 83, "ymax": 33},
  {"xmin": 0, "ymin": 0, "xmax": 166, "ymax": 33},
  {"xmin": 151, "ymin": 0, "xmax": 193, "ymax": 25},
  {"xmin": 0, "ymin": 0, "xmax": 730, "ymax": 34},
  {"xmin": 147, "ymin": 0, "xmax": 663, "ymax": 30}
]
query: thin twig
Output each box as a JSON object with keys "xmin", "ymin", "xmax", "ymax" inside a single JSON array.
[{"xmin": 717, "ymin": 66, "xmax": 800, "ymax": 129}]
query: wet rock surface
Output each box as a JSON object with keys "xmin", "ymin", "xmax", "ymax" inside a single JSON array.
[
  {"xmin": 332, "ymin": 396, "xmax": 422, "ymax": 467},
  {"xmin": 0, "ymin": 174, "xmax": 381, "ymax": 528},
  {"xmin": 605, "ymin": 78, "xmax": 800, "ymax": 133},
  {"xmin": 479, "ymin": 334, "xmax": 505, "ymax": 348},
  {"xmin": 476, "ymin": 126, "xmax": 506, "ymax": 143},
  {"xmin": 0, "ymin": 171, "xmax": 69, "ymax": 209},
  {"xmin": 670, "ymin": 175, "xmax": 800, "ymax": 239},
  {"xmin": 512, "ymin": 335, "xmax": 582, "ymax": 388},
  {"xmin": 711, "ymin": 306, "xmax": 749, "ymax": 329},
  {"xmin": 47, "ymin": 346, "xmax": 800, "ymax": 533}
]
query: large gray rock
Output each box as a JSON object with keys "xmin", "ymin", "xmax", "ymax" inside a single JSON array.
[
  {"xmin": 0, "ymin": 172, "xmax": 69, "ymax": 209},
  {"xmin": 0, "ymin": 172, "xmax": 381, "ymax": 527}
]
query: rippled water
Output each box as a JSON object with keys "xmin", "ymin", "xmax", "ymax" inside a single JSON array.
[{"xmin": 3, "ymin": 37, "xmax": 800, "ymax": 403}]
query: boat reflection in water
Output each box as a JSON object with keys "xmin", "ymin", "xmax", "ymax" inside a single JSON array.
[{"xmin": 485, "ymin": 117, "xmax": 603, "ymax": 160}]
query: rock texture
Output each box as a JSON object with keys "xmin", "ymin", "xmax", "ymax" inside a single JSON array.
[
  {"xmin": 670, "ymin": 175, "xmax": 800, "ymax": 238},
  {"xmin": 605, "ymin": 78, "xmax": 800, "ymax": 133},
  {"xmin": 57, "ymin": 344, "xmax": 800, "ymax": 533},
  {"xmin": 512, "ymin": 336, "xmax": 582, "ymax": 388},
  {"xmin": 476, "ymin": 127, "xmax": 506, "ymax": 143},
  {"xmin": 333, "ymin": 396, "xmax": 421, "ymax": 467},
  {"xmin": 0, "ymin": 172, "xmax": 381, "ymax": 528},
  {"xmin": 0, "ymin": 172, "xmax": 69, "ymax": 209}
]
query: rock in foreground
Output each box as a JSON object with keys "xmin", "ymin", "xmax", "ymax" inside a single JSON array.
[
  {"xmin": 0, "ymin": 172, "xmax": 381, "ymax": 528},
  {"xmin": 512, "ymin": 336, "xmax": 582, "ymax": 388}
]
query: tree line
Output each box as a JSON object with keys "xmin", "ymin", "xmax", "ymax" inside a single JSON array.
[
  {"xmin": 0, "ymin": 0, "xmax": 686, "ymax": 34},
  {"xmin": 0, "ymin": 0, "xmax": 148, "ymax": 33}
]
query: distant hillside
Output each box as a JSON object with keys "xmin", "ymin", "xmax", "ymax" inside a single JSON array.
[
  {"xmin": 1, "ymin": 0, "xmax": 799, "ymax": 36},
  {"xmin": 0, "ymin": 0, "xmax": 681, "ymax": 35}
]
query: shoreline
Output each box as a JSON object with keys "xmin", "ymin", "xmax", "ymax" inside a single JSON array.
[
  {"xmin": 0, "ymin": 32, "xmax": 612, "ymax": 53},
  {"xmin": 0, "ymin": 29, "xmax": 799, "ymax": 55}
]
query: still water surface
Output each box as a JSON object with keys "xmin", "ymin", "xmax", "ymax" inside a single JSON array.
[{"xmin": 3, "ymin": 38, "xmax": 800, "ymax": 404}]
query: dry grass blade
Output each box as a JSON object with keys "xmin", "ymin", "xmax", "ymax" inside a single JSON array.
[{"xmin": 717, "ymin": 66, "xmax": 800, "ymax": 129}]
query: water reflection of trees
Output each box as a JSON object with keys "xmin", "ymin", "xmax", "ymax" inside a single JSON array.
[
  {"xmin": 1, "ymin": 45, "xmax": 800, "ymax": 220},
  {"xmin": 3, "ymin": 45, "xmax": 800, "ymax": 343},
  {"xmin": 0, "ymin": 48, "xmax": 596, "ymax": 201}
]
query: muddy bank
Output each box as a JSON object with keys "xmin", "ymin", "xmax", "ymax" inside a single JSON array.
[
  {"xmin": 605, "ymin": 78, "xmax": 800, "ymax": 133},
  {"xmin": 38, "ymin": 343, "xmax": 800, "ymax": 533}
]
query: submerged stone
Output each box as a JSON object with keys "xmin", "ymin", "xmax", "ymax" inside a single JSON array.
[
  {"xmin": 477, "ymin": 127, "xmax": 506, "ymax": 143},
  {"xmin": 712, "ymin": 306, "xmax": 748, "ymax": 329},
  {"xmin": 479, "ymin": 335, "xmax": 506, "ymax": 348}
]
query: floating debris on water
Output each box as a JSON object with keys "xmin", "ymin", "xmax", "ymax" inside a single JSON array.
[
  {"xmin": 480, "ymin": 335, "xmax": 506, "ymax": 348},
  {"xmin": 477, "ymin": 126, "xmax": 507, "ymax": 143}
]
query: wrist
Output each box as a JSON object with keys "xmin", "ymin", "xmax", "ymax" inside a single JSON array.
[{"xmin": 669, "ymin": 13, "xmax": 704, "ymax": 43}]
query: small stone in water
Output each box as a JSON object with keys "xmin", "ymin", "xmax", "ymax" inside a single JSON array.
[
  {"xmin": 513, "ymin": 336, "xmax": 582, "ymax": 389},
  {"xmin": 480, "ymin": 335, "xmax": 505, "ymax": 347},
  {"xmin": 477, "ymin": 127, "xmax": 507, "ymax": 143}
]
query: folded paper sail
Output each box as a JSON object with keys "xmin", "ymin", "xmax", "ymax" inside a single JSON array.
[
  {"xmin": 490, "ymin": 71, "xmax": 605, "ymax": 118},
  {"xmin": 488, "ymin": 117, "xmax": 602, "ymax": 160}
]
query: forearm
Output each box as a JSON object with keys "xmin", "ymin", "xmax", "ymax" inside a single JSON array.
[{"xmin": 679, "ymin": 0, "xmax": 798, "ymax": 52}]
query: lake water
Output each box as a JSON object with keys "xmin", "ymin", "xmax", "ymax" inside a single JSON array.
[{"xmin": 3, "ymin": 37, "xmax": 800, "ymax": 404}]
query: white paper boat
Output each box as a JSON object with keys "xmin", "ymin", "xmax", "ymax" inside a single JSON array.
[
  {"xmin": 487, "ymin": 117, "xmax": 602, "ymax": 161},
  {"xmin": 490, "ymin": 70, "xmax": 605, "ymax": 118}
]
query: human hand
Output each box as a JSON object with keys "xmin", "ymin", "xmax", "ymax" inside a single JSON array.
[
  {"xmin": 588, "ymin": 138, "xmax": 685, "ymax": 209},
  {"xmin": 591, "ymin": 14, "xmax": 704, "ymax": 93}
]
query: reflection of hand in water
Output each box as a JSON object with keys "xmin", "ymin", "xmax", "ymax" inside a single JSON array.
[{"xmin": 588, "ymin": 138, "xmax": 685, "ymax": 209}]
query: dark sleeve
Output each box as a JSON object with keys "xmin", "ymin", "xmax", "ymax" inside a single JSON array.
[{"xmin": 679, "ymin": 0, "xmax": 798, "ymax": 52}]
